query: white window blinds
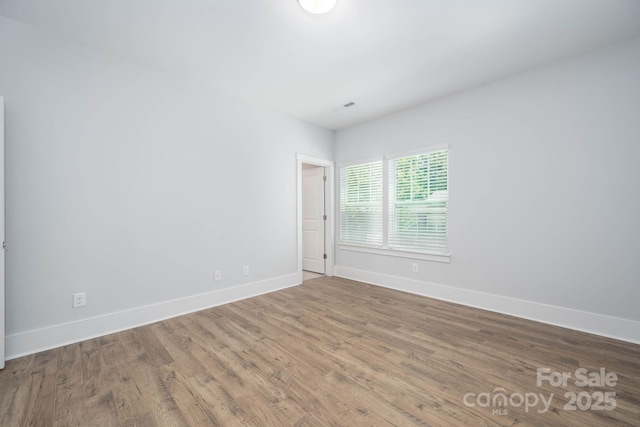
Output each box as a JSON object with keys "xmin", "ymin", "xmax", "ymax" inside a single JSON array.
[
  {"xmin": 339, "ymin": 161, "xmax": 383, "ymax": 246},
  {"xmin": 388, "ymin": 149, "xmax": 448, "ymax": 254}
]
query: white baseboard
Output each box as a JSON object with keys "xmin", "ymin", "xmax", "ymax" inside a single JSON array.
[
  {"xmin": 6, "ymin": 273, "xmax": 302, "ymax": 360},
  {"xmin": 334, "ymin": 266, "xmax": 640, "ymax": 345},
  {"xmin": 8, "ymin": 268, "xmax": 638, "ymax": 359}
]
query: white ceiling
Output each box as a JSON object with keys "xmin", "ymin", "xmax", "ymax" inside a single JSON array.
[{"xmin": 2, "ymin": 0, "xmax": 640, "ymax": 130}]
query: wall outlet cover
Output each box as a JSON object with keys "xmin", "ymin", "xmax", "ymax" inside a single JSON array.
[{"xmin": 73, "ymin": 292, "xmax": 86, "ymax": 308}]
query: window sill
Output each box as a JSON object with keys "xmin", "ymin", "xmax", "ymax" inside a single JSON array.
[{"xmin": 338, "ymin": 244, "xmax": 450, "ymax": 263}]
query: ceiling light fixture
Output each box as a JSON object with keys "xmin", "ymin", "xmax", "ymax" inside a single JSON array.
[{"xmin": 298, "ymin": 0, "xmax": 338, "ymax": 14}]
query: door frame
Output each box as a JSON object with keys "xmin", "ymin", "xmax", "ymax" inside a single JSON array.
[
  {"xmin": 296, "ymin": 154, "xmax": 334, "ymax": 280},
  {"xmin": 1, "ymin": 96, "xmax": 5, "ymax": 369}
]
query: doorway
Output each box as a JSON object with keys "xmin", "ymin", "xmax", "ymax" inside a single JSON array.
[
  {"xmin": 296, "ymin": 154, "xmax": 334, "ymax": 282},
  {"xmin": 302, "ymin": 164, "xmax": 326, "ymax": 275},
  {"xmin": 1, "ymin": 96, "xmax": 5, "ymax": 369}
]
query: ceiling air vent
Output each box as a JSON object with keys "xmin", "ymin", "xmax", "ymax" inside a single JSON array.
[{"xmin": 331, "ymin": 101, "xmax": 356, "ymax": 112}]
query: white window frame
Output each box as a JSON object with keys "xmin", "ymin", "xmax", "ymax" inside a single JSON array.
[{"xmin": 338, "ymin": 145, "xmax": 450, "ymax": 263}]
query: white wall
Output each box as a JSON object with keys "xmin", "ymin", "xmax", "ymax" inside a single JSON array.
[
  {"xmin": 0, "ymin": 16, "xmax": 333, "ymax": 357},
  {"xmin": 335, "ymin": 37, "xmax": 640, "ymax": 343}
]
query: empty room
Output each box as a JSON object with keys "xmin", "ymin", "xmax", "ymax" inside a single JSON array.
[{"xmin": 0, "ymin": 0, "xmax": 639, "ymax": 425}]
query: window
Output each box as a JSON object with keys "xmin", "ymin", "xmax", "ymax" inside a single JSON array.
[
  {"xmin": 388, "ymin": 150, "xmax": 448, "ymax": 254},
  {"xmin": 339, "ymin": 147, "xmax": 449, "ymax": 259},
  {"xmin": 339, "ymin": 160, "xmax": 383, "ymax": 246}
]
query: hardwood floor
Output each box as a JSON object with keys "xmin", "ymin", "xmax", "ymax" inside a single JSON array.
[
  {"xmin": 1, "ymin": 276, "xmax": 639, "ymax": 426},
  {"xmin": 302, "ymin": 271, "xmax": 324, "ymax": 282}
]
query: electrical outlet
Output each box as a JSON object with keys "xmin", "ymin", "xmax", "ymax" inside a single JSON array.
[
  {"xmin": 412, "ymin": 263, "xmax": 419, "ymax": 273},
  {"xmin": 243, "ymin": 266, "xmax": 250, "ymax": 276},
  {"xmin": 214, "ymin": 270, "xmax": 222, "ymax": 281},
  {"xmin": 73, "ymin": 292, "xmax": 86, "ymax": 308}
]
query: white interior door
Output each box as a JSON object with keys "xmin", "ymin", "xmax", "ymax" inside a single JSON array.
[
  {"xmin": 302, "ymin": 166, "xmax": 325, "ymax": 274},
  {"xmin": 1, "ymin": 96, "xmax": 5, "ymax": 369}
]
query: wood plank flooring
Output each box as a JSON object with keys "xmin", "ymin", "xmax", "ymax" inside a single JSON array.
[{"xmin": 1, "ymin": 276, "xmax": 639, "ymax": 426}]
